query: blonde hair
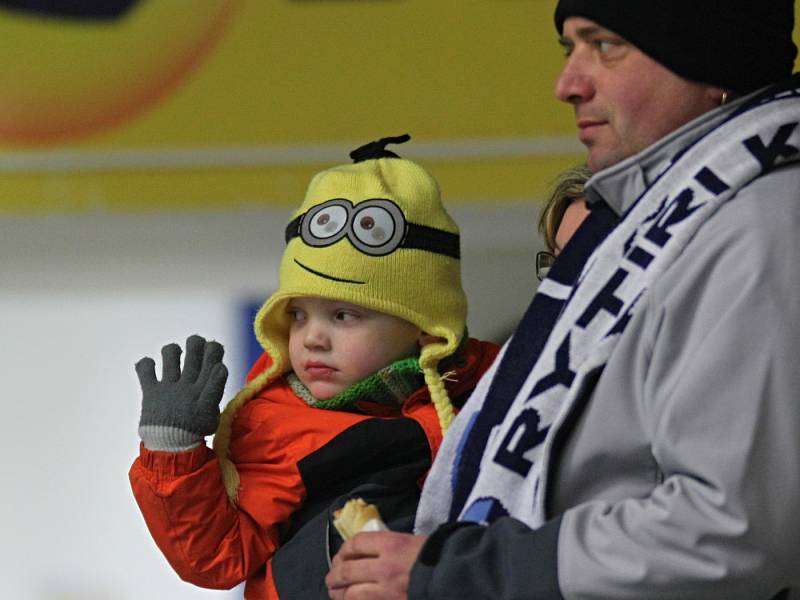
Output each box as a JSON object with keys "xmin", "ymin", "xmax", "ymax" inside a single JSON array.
[{"xmin": 538, "ymin": 165, "xmax": 592, "ymax": 253}]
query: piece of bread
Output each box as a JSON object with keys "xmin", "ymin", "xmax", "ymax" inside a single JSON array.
[{"xmin": 333, "ymin": 498, "xmax": 388, "ymax": 540}]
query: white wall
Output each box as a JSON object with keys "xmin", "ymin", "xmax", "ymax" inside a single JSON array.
[{"xmin": 0, "ymin": 203, "xmax": 543, "ymax": 599}]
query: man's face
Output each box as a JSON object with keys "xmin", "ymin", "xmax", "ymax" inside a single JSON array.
[{"xmin": 555, "ymin": 17, "xmax": 721, "ymax": 171}]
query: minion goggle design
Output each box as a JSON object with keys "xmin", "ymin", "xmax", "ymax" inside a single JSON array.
[{"xmin": 285, "ymin": 198, "xmax": 460, "ymax": 258}]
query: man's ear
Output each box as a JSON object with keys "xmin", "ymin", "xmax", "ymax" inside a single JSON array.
[{"xmin": 419, "ymin": 332, "xmax": 446, "ymax": 347}]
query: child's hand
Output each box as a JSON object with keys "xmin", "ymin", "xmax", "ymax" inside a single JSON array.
[{"xmin": 135, "ymin": 335, "xmax": 228, "ymax": 452}]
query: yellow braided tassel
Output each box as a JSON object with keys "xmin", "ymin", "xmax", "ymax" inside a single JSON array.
[
  {"xmin": 213, "ymin": 359, "xmax": 281, "ymax": 505},
  {"xmin": 420, "ymin": 340, "xmax": 456, "ymax": 433},
  {"xmin": 419, "ymin": 344, "xmax": 455, "ymax": 435},
  {"xmin": 424, "ymin": 365, "xmax": 455, "ymax": 432}
]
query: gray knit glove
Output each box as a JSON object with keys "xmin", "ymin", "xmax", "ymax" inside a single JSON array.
[{"xmin": 135, "ymin": 335, "xmax": 229, "ymax": 452}]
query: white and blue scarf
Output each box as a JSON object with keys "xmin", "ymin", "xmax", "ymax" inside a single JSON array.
[{"xmin": 416, "ymin": 75, "xmax": 800, "ymax": 534}]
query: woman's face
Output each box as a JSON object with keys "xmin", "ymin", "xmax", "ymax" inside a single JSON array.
[{"xmin": 554, "ymin": 198, "xmax": 591, "ymax": 255}]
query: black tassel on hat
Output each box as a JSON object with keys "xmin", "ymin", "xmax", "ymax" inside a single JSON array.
[{"xmin": 349, "ymin": 134, "xmax": 411, "ymax": 163}]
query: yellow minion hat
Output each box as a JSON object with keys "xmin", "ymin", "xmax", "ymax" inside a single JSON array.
[{"xmin": 214, "ymin": 134, "xmax": 468, "ymax": 503}]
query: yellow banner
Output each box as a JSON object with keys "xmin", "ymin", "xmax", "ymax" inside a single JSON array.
[{"xmin": 1, "ymin": 0, "xmax": 797, "ymax": 213}]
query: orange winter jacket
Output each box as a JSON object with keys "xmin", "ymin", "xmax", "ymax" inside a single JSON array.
[{"xmin": 129, "ymin": 338, "xmax": 498, "ymax": 599}]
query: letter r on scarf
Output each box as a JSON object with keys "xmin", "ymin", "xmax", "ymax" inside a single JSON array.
[{"xmin": 493, "ymin": 408, "xmax": 549, "ymax": 477}]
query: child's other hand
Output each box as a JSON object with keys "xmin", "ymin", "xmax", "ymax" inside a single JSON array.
[{"xmin": 135, "ymin": 335, "xmax": 228, "ymax": 451}]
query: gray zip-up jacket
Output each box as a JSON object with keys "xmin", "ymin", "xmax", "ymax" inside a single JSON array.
[{"xmin": 410, "ymin": 93, "xmax": 800, "ymax": 599}]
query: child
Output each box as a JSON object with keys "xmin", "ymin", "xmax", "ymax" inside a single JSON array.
[{"xmin": 129, "ymin": 135, "xmax": 499, "ymax": 599}]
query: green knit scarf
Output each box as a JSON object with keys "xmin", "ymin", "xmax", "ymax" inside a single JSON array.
[{"xmin": 286, "ymin": 356, "xmax": 424, "ymax": 411}]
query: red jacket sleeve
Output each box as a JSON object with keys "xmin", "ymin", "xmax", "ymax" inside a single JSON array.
[{"xmin": 129, "ymin": 440, "xmax": 283, "ymax": 590}]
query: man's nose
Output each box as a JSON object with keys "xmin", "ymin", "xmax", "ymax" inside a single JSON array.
[{"xmin": 554, "ymin": 53, "xmax": 594, "ymax": 105}]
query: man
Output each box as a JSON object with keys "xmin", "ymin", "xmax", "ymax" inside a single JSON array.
[{"xmin": 327, "ymin": 2, "xmax": 800, "ymax": 598}]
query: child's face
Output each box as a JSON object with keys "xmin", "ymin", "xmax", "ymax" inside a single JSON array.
[{"xmin": 286, "ymin": 297, "xmax": 423, "ymax": 400}]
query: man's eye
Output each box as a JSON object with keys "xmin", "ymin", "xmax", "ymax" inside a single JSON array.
[
  {"xmin": 335, "ymin": 311, "xmax": 357, "ymax": 321},
  {"xmin": 595, "ymin": 39, "xmax": 623, "ymax": 55},
  {"xmin": 287, "ymin": 308, "xmax": 305, "ymax": 321}
]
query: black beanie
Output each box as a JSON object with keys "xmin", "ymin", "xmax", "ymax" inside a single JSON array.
[{"xmin": 554, "ymin": 0, "xmax": 797, "ymax": 94}]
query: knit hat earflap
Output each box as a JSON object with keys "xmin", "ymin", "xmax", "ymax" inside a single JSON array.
[
  {"xmin": 554, "ymin": 0, "xmax": 797, "ymax": 94},
  {"xmin": 213, "ymin": 134, "xmax": 468, "ymax": 503}
]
